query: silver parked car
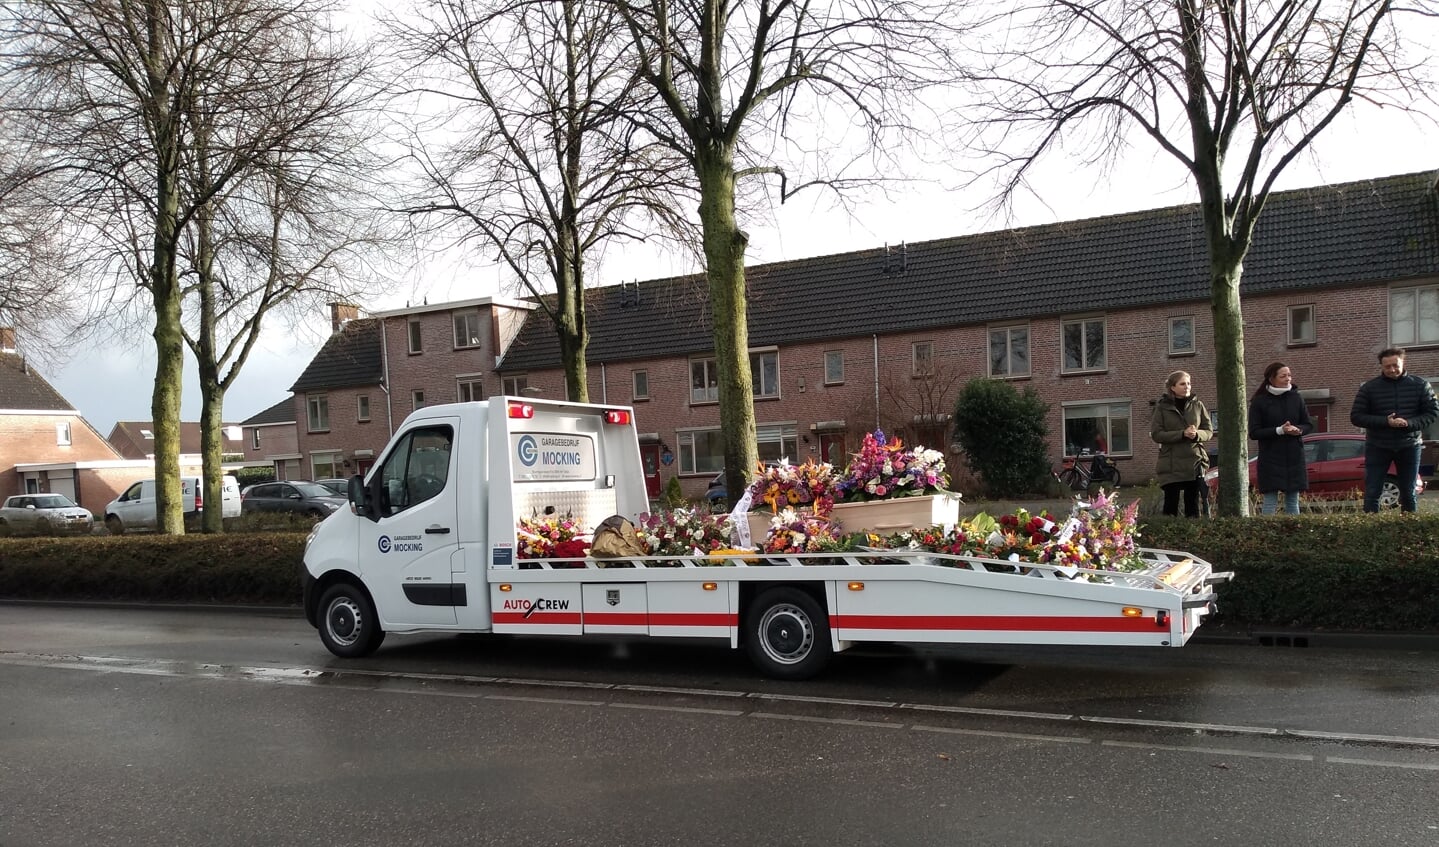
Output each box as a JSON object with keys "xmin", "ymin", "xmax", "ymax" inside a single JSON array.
[{"xmin": 0, "ymin": 494, "xmax": 95, "ymax": 536}]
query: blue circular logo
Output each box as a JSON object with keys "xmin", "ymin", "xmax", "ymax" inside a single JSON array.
[
  {"xmin": 377, "ymin": 535, "xmax": 392, "ymax": 554},
  {"xmin": 517, "ymin": 434, "xmax": 539, "ymax": 466}
]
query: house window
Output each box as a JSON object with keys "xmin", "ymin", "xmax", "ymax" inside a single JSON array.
[
  {"xmin": 251, "ymin": 429, "xmax": 260, "ymax": 450},
  {"xmin": 457, "ymin": 378, "xmax": 484, "ymax": 403},
  {"xmin": 690, "ymin": 357, "xmax": 720, "ymax": 404},
  {"xmin": 1062, "ymin": 401, "xmax": 1131, "ymax": 456},
  {"xmin": 1062, "ymin": 317, "xmax": 1107, "ymax": 372},
  {"xmin": 1288, "ymin": 304, "xmax": 1316, "ymax": 345},
  {"xmin": 407, "ymin": 318, "xmax": 422, "ymax": 354},
  {"xmin": 307, "ymin": 394, "xmax": 329, "ymax": 432},
  {"xmin": 502, "ymin": 375, "xmax": 527, "ymax": 396},
  {"xmin": 912, "ymin": 341, "xmax": 934, "ymax": 376},
  {"xmin": 824, "ymin": 351, "xmax": 844, "ymax": 385},
  {"xmin": 988, "ymin": 325, "xmax": 1030, "ymax": 378},
  {"xmin": 1169, "ymin": 316, "xmax": 1195, "ymax": 355},
  {"xmin": 632, "ymin": 370, "xmax": 649, "ymax": 401},
  {"xmin": 755, "ymin": 423, "xmax": 799, "ymax": 463},
  {"xmin": 453, "ymin": 310, "xmax": 482, "ymax": 348},
  {"xmin": 1390, "ymin": 285, "xmax": 1439, "ymax": 346},
  {"xmin": 56, "ymin": 421, "xmax": 72, "ymax": 446},
  {"xmin": 678, "ymin": 428, "xmax": 725, "ymax": 475},
  {"xmin": 412, "ymin": 390, "xmax": 426, "ymax": 411},
  {"xmin": 752, "ymin": 351, "xmax": 779, "ymax": 398},
  {"xmin": 357, "ymin": 394, "xmax": 371, "ymax": 422},
  {"xmin": 311, "ymin": 451, "xmax": 341, "ymax": 480}
]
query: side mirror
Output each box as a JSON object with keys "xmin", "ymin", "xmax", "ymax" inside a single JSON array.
[{"xmin": 348, "ymin": 474, "xmax": 377, "ymax": 521}]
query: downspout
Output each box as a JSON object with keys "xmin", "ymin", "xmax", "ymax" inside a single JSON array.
[
  {"xmin": 379, "ymin": 316, "xmax": 393, "ymax": 435},
  {"xmin": 873, "ymin": 334, "xmax": 881, "ymax": 430},
  {"xmin": 600, "ymin": 362, "xmax": 607, "ymax": 403}
]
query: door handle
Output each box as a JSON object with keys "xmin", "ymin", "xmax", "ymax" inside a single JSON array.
[{"xmin": 425, "ymin": 525, "xmax": 451, "ymax": 535}]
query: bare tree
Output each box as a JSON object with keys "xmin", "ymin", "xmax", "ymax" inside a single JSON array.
[
  {"xmin": 0, "ymin": 131, "xmax": 75, "ymax": 360},
  {"xmin": 388, "ymin": 0, "xmax": 694, "ymax": 402},
  {"xmin": 972, "ymin": 0, "xmax": 1437, "ymax": 514},
  {"xmin": 2, "ymin": 0, "xmax": 383, "ymax": 532},
  {"xmin": 613, "ymin": 0, "xmax": 972, "ymax": 506}
]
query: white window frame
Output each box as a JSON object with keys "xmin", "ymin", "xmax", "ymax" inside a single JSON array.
[
  {"xmin": 677, "ymin": 427, "xmax": 725, "ymax": 475},
  {"xmin": 1061, "ymin": 316, "xmax": 1108, "ymax": 373},
  {"xmin": 1389, "ymin": 284, "xmax": 1439, "ymax": 347},
  {"xmin": 502, "ymin": 375, "xmax": 527, "ymax": 396},
  {"xmin": 306, "ymin": 394, "xmax": 329, "ymax": 432},
  {"xmin": 1168, "ymin": 316, "xmax": 1196, "ymax": 355},
  {"xmin": 453, "ymin": 310, "xmax": 482, "ymax": 349},
  {"xmin": 250, "ymin": 429, "xmax": 260, "ymax": 450},
  {"xmin": 690, "ymin": 357, "xmax": 720, "ymax": 404},
  {"xmin": 912, "ymin": 341, "xmax": 934, "ymax": 376},
  {"xmin": 357, "ymin": 394, "xmax": 371, "ymax": 422},
  {"xmin": 1061, "ymin": 400, "xmax": 1132, "ymax": 457},
  {"xmin": 988, "ymin": 324, "xmax": 1030, "ymax": 378},
  {"xmin": 412, "ymin": 389, "xmax": 426, "ymax": 411},
  {"xmin": 1287, "ymin": 304, "xmax": 1316, "ymax": 346},
  {"xmin": 632, "ymin": 370, "xmax": 649, "ymax": 401},
  {"xmin": 56, "ymin": 421, "xmax": 72, "ymax": 446},
  {"xmin": 824, "ymin": 351, "xmax": 844, "ymax": 385},
  {"xmin": 751, "ymin": 351, "xmax": 780, "ymax": 398},
  {"xmin": 407, "ymin": 318, "xmax": 422, "ymax": 354},
  {"xmin": 755, "ymin": 423, "xmax": 799, "ymax": 463},
  {"xmin": 457, "ymin": 377, "xmax": 484, "ymax": 403},
  {"xmin": 310, "ymin": 451, "xmax": 342, "ymax": 480}
]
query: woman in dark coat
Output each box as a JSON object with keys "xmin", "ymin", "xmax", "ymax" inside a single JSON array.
[
  {"xmin": 1247, "ymin": 361, "xmax": 1313, "ymax": 515},
  {"xmin": 1150, "ymin": 370, "xmax": 1213, "ymax": 517}
]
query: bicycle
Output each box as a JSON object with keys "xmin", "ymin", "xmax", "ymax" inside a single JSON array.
[{"xmin": 1053, "ymin": 450, "xmax": 1122, "ymax": 492}]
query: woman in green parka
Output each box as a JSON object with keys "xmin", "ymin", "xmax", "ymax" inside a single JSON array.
[{"xmin": 1150, "ymin": 370, "xmax": 1213, "ymax": 517}]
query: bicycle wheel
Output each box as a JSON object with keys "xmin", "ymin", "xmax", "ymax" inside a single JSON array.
[
  {"xmin": 1105, "ymin": 467, "xmax": 1122, "ymax": 488},
  {"xmin": 1057, "ymin": 468, "xmax": 1082, "ymax": 491}
]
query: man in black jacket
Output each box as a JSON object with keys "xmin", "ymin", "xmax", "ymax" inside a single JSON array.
[{"xmin": 1350, "ymin": 347, "xmax": 1439, "ymax": 512}]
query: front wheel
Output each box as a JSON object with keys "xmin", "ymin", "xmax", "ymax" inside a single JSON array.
[
  {"xmin": 1379, "ymin": 477, "xmax": 1404, "ymax": 510},
  {"xmin": 317, "ymin": 583, "xmax": 386, "ymax": 658},
  {"xmin": 104, "ymin": 515, "xmax": 124, "ymax": 535},
  {"xmin": 744, "ymin": 587, "xmax": 832, "ymax": 680}
]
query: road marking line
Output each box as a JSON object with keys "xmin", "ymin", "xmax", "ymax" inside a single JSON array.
[
  {"xmin": 750, "ymin": 712, "xmax": 905, "ymax": 729},
  {"xmin": 1286, "ymin": 729, "xmax": 1439, "ymax": 748},
  {"xmin": 616, "ymin": 684, "xmax": 747, "ymax": 698},
  {"xmin": 1326, "ymin": 757, "xmax": 1439, "ymax": 771},
  {"xmin": 1101, "ymin": 740, "xmax": 1312, "ymax": 761},
  {"xmin": 750, "ymin": 692, "xmax": 898, "ymax": 708},
  {"xmin": 900, "ymin": 703, "xmax": 1074, "ymax": 721},
  {"xmin": 912, "ymin": 724, "xmax": 1092, "ymax": 744},
  {"xmin": 485, "ymin": 694, "xmax": 605, "ymax": 706},
  {"xmin": 608, "ymin": 702, "xmax": 745, "ymax": 717},
  {"xmin": 1082, "ymin": 715, "xmax": 1281, "ymax": 736}
]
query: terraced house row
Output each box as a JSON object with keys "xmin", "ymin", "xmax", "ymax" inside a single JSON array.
[{"xmin": 241, "ymin": 170, "xmax": 1439, "ymax": 501}]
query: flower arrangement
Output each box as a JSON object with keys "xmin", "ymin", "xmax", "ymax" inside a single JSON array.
[
  {"xmin": 747, "ymin": 459, "xmax": 837, "ymax": 514},
  {"xmin": 517, "ymin": 513, "xmax": 590, "ymax": 559},
  {"xmin": 761, "ymin": 508, "xmax": 842, "ymax": 554},
  {"xmin": 835, "ymin": 429, "xmax": 950, "ymax": 503},
  {"xmin": 1056, "ymin": 488, "xmax": 1145, "ymax": 573},
  {"xmin": 636, "ymin": 507, "xmax": 735, "ymax": 556}
]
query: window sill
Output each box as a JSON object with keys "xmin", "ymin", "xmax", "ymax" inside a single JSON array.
[
  {"xmin": 308, "ymin": 429, "xmax": 331, "ymax": 434},
  {"xmin": 823, "ymin": 381, "xmax": 844, "ymax": 387},
  {"xmin": 1061, "ymin": 368, "xmax": 1109, "ymax": 377},
  {"xmin": 988, "ymin": 373, "xmax": 1031, "ymax": 380},
  {"xmin": 1286, "ymin": 340, "xmax": 1317, "ymax": 349},
  {"xmin": 690, "ymin": 399, "xmax": 719, "ymax": 407},
  {"xmin": 632, "ymin": 396, "xmax": 650, "ymax": 403},
  {"xmin": 453, "ymin": 344, "xmax": 482, "ymax": 351},
  {"xmin": 407, "ymin": 350, "xmax": 422, "ymax": 356},
  {"xmin": 1168, "ymin": 350, "xmax": 1196, "ymax": 358}
]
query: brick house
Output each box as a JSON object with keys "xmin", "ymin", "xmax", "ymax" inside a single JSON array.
[
  {"xmin": 0, "ymin": 328, "xmax": 134, "ymax": 510},
  {"xmin": 288, "ymin": 170, "xmax": 1439, "ymax": 499},
  {"xmin": 106, "ymin": 420, "xmax": 244, "ymax": 463},
  {"xmin": 238, "ymin": 397, "xmax": 300, "ymax": 479}
]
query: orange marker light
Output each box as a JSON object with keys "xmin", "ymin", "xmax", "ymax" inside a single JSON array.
[
  {"xmin": 702, "ymin": 582, "xmax": 717, "ymax": 591},
  {"xmin": 848, "ymin": 582, "xmax": 865, "ymax": 591},
  {"xmin": 498, "ymin": 584, "xmax": 512, "ymax": 592},
  {"xmin": 1121, "ymin": 606, "xmax": 1143, "ymax": 617}
]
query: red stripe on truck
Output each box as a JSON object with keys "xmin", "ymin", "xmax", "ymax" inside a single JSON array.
[
  {"xmin": 832, "ymin": 614, "xmax": 1158, "ymax": 633},
  {"xmin": 492, "ymin": 612, "xmax": 735, "ymax": 627}
]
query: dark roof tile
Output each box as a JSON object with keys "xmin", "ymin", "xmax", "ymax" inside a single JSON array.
[
  {"xmin": 290, "ymin": 318, "xmax": 384, "ymax": 392},
  {"xmin": 241, "ymin": 397, "xmax": 296, "ymax": 426},
  {"xmin": 0, "ymin": 352, "xmax": 74, "ymax": 411}
]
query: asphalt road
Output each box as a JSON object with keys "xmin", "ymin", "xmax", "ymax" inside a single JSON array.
[{"xmin": 2, "ymin": 605, "xmax": 1437, "ymax": 846}]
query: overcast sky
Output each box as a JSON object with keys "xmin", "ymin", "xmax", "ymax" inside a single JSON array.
[{"xmin": 45, "ymin": 100, "xmax": 1437, "ymax": 436}]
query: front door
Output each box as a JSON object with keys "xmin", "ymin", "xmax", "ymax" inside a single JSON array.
[
  {"xmin": 639, "ymin": 443, "xmax": 662, "ymax": 498},
  {"xmin": 818, "ymin": 432, "xmax": 846, "ymax": 466},
  {"xmin": 359, "ymin": 420, "xmax": 461, "ymax": 628}
]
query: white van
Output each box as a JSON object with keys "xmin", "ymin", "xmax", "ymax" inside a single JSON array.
[{"xmin": 104, "ymin": 475, "xmax": 242, "ymax": 534}]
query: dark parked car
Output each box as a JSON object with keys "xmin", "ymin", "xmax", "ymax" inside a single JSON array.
[
  {"xmin": 1204, "ymin": 433, "xmax": 1424, "ymax": 509},
  {"xmin": 705, "ymin": 472, "xmax": 727, "ymax": 504},
  {"xmin": 314, "ymin": 478, "xmax": 349, "ymax": 495},
  {"xmin": 240, "ymin": 481, "xmax": 347, "ymax": 517}
]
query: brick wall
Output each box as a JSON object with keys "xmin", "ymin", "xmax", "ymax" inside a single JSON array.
[{"xmin": 0, "ymin": 413, "xmax": 119, "ymax": 502}]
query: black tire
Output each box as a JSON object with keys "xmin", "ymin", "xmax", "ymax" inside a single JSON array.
[
  {"xmin": 104, "ymin": 515, "xmax": 124, "ymax": 536},
  {"xmin": 1105, "ymin": 467, "xmax": 1122, "ymax": 488},
  {"xmin": 35, "ymin": 518, "xmax": 52, "ymax": 536},
  {"xmin": 0, "ymin": 518, "xmax": 9, "ymax": 537},
  {"xmin": 317, "ymin": 583, "xmax": 386, "ymax": 658},
  {"xmin": 1057, "ymin": 468, "xmax": 1082, "ymax": 491},
  {"xmin": 744, "ymin": 587, "xmax": 832, "ymax": 680}
]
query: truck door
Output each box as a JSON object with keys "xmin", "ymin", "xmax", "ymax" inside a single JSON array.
[{"xmin": 360, "ymin": 420, "xmax": 461, "ymax": 627}]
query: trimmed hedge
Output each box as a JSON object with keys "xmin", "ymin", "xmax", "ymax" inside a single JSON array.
[{"xmin": 2, "ymin": 514, "xmax": 1437, "ymax": 632}]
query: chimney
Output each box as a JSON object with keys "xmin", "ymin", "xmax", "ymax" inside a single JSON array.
[
  {"xmin": 0, "ymin": 327, "xmax": 15, "ymax": 352},
  {"xmin": 329, "ymin": 303, "xmax": 359, "ymax": 333}
]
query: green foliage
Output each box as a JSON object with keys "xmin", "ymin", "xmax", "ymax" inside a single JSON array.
[
  {"xmin": 1141, "ymin": 514, "xmax": 1439, "ymax": 631},
  {"xmin": 952, "ymin": 378, "xmax": 1053, "ymax": 498},
  {"xmin": 234, "ymin": 466, "xmax": 276, "ymax": 488},
  {"xmin": 660, "ymin": 475, "xmax": 686, "ymax": 508}
]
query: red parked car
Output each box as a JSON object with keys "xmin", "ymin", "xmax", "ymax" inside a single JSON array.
[{"xmin": 1204, "ymin": 433, "xmax": 1424, "ymax": 509}]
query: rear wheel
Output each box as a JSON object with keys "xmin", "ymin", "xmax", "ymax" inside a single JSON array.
[
  {"xmin": 0, "ymin": 518, "xmax": 9, "ymax": 537},
  {"xmin": 104, "ymin": 515, "xmax": 124, "ymax": 535},
  {"xmin": 1104, "ymin": 467, "xmax": 1122, "ymax": 488},
  {"xmin": 744, "ymin": 587, "xmax": 832, "ymax": 680},
  {"xmin": 35, "ymin": 518, "xmax": 52, "ymax": 536},
  {"xmin": 318, "ymin": 583, "xmax": 386, "ymax": 658}
]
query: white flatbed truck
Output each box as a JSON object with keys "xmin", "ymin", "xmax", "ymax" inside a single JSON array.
[{"xmin": 302, "ymin": 398, "xmax": 1230, "ymax": 679}]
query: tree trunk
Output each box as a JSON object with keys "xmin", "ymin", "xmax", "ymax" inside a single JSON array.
[
  {"xmin": 149, "ymin": 157, "xmax": 185, "ymax": 534},
  {"xmin": 1210, "ymin": 260, "xmax": 1249, "ymax": 516},
  {"xmin": 554, "ymin": 225, "xmax": 589, "ymax": 403},
  {"xmin": 695, "ymin": 144, "xmax": 757, "ymax": 507},
  {"xmin": 196, "ymin": 197, "xmax": 225, "ymax": 533}
]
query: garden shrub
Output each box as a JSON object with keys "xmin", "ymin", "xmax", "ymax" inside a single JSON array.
[{"xmin": 952, "ymin": 378, "xmax": 1052, "ymax": 498}]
